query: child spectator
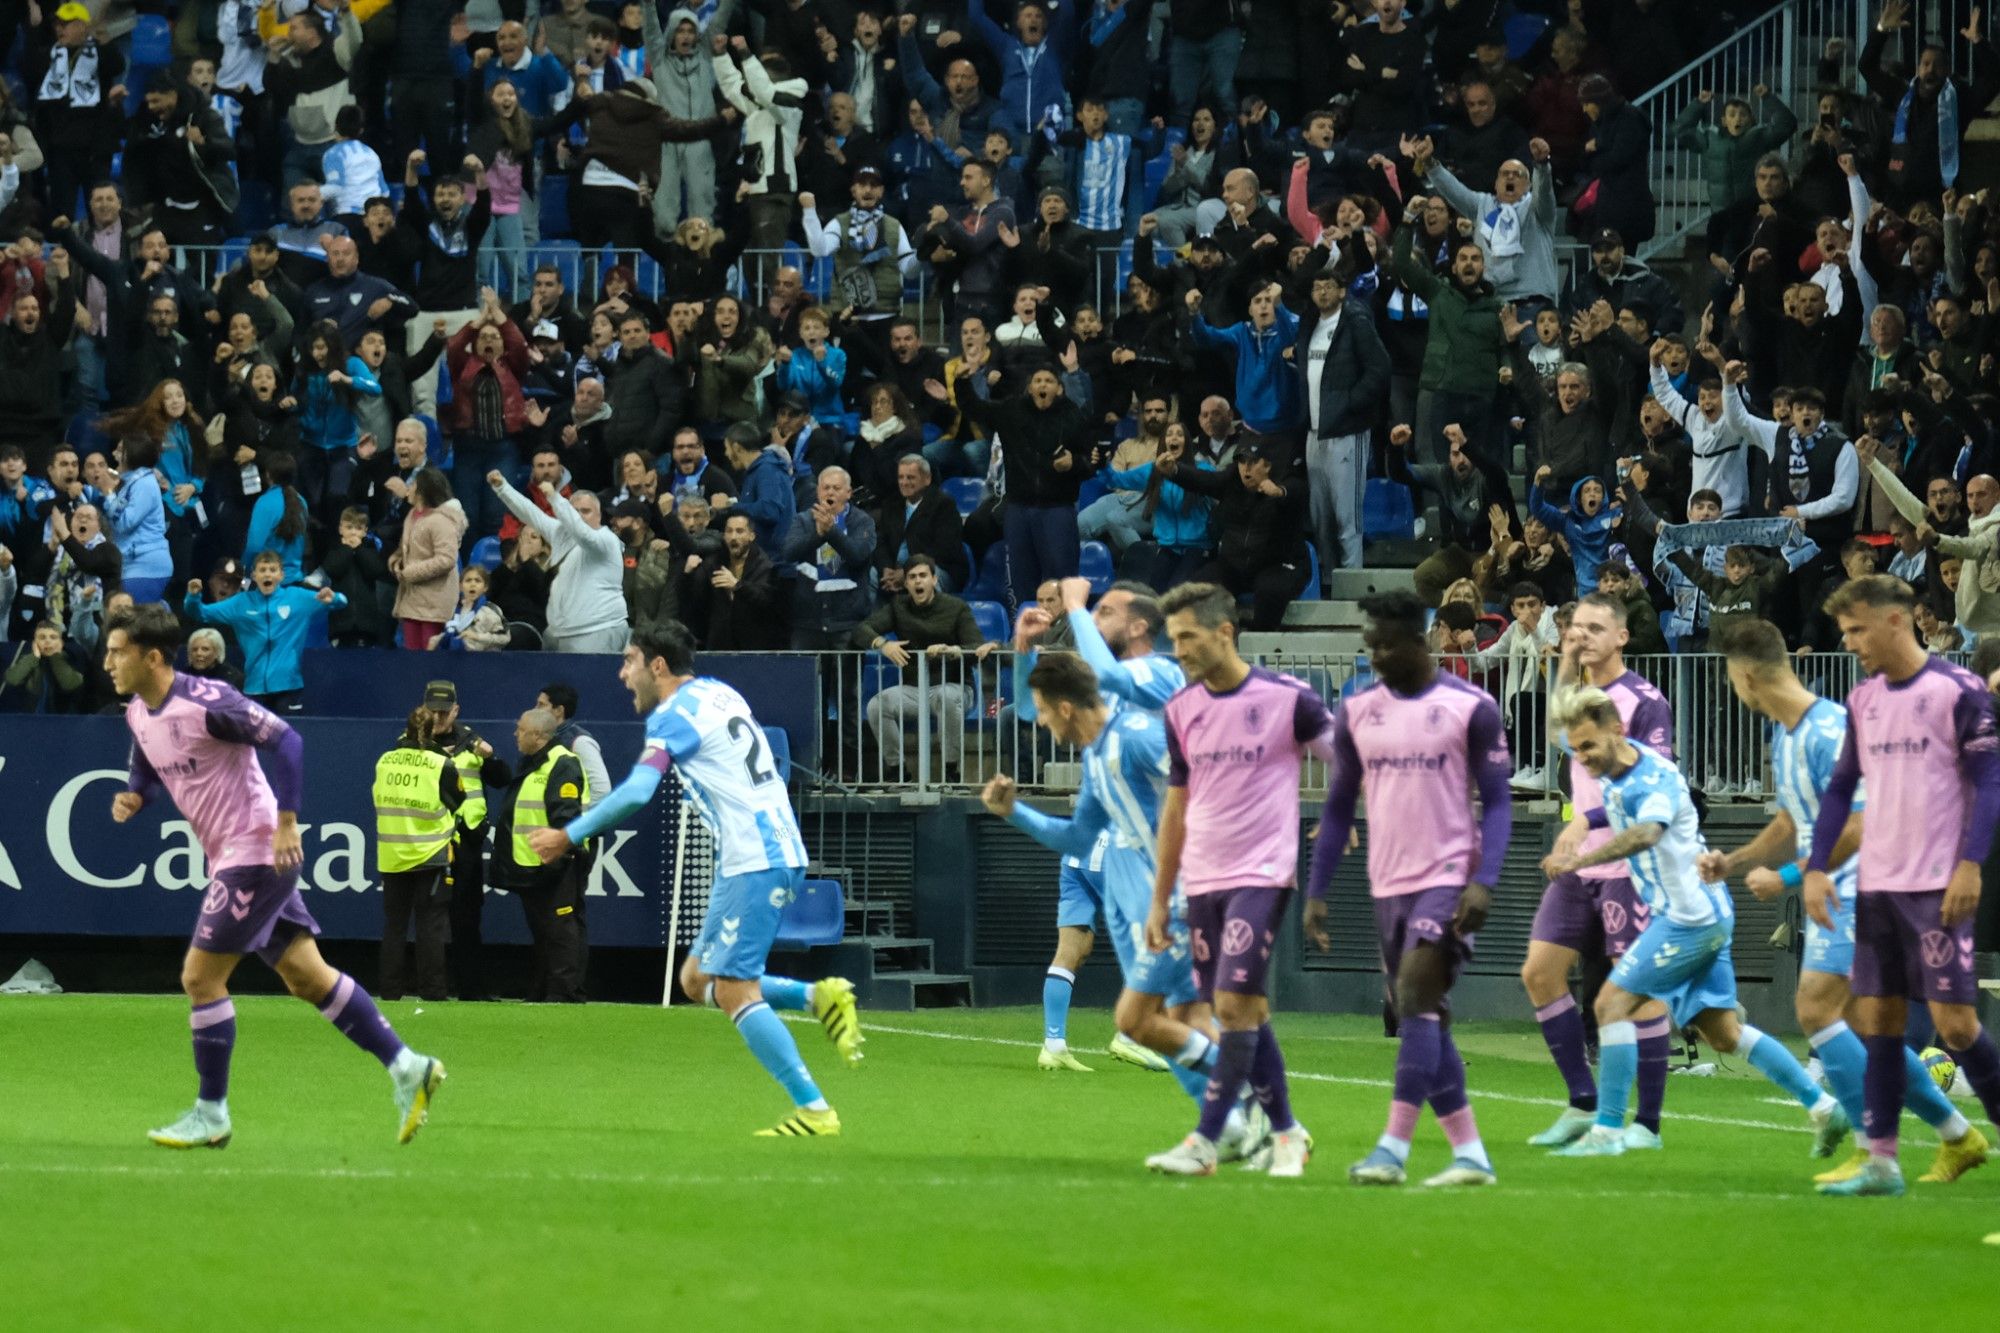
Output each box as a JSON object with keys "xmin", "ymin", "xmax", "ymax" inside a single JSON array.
[
  {"xmin": 434, "ymin": 566, "xmax": 510, "ymax": 651},
  {"xmin": 181, "ymin": 552, "xmax": 345, "ymax": 712},
  {"xmin": 1528, "ymin": 466, "xmax": 1622, "ymax": 591},
  {"xmin": 322, "ymin": 506, "xmax": 395, "ymax": 647}
]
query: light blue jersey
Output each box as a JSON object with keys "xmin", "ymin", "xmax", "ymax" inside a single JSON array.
[
  {"xmin": 1772, "ymin": 698, "xmax": 1862, "ymax": 975},
  {"xmin": 639, "ymin": 678, "xmax": 809, "ymax": 877},
  {"xmin": 1593, "ymin": 742, "xmax": 1733, "ymax": 928}
]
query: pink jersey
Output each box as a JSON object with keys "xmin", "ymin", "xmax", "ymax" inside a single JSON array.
[
  {"xmin": 1326, "ymin": 675, "xmax": 1513, "ymax": 898},
  {"xmin": 1568, "ymin": 670, "xmax": 1673, "ymax": 882},
  {"xmin": 126, "ymin": 675, "xmax": 300, "ymax": 872},
  {"xmin": 1835, "ymin": 658, "xmax": 2000, "ymax": 892},
  {"xmin": 1166, "ymin": 667, "xmax": 1334, "ymax": 896}
]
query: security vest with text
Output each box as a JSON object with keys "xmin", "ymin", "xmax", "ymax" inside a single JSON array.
[
  {"xmin": 373, "ymin": 746, "xmax": 453, "ymax": 874},
  {"xmin": 511, "ymin": 744, "xmax": 590, "ymax": 867}
]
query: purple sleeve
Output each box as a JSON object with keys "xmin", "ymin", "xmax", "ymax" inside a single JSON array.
[
  {"xmin": 1584, "ymin": 806, "xmax": 1610, "ymax": 830},
  {"xmin": 1293, "ymin": 679, "xmax": 1334, "ymax": 745},
  {"xmin": 1953, "ymin": 686, "xmax": 2000, "ymax": 864},
  {"xmin": 1306, "ymin": 706, "xmax": 1362, "ymax": 901},
  {"xmin": 1467, "ymin": 695, "xmax": 1514, "ymax": 886},
  {"xmin": 1166, "ymin": 711, "xmax": 1189, "ymax": 788},
  {"xmin": 1809, "ymin": 718, "xmax": 1863, "ymax": 871},
  {"xmin": 203, "ymin": 690, "xmax": 305, "ymax": 813},
  {"xmin": 126, "ymin": 740, "xmax": 163, "ymax": 801},
  {"xmin": 1630, "ymin": 690, "xmax": 1675, "ymax": 759}
]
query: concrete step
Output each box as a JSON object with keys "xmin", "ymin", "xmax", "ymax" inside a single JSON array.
[
  {"xmin": 1323, "ymin": 567, "xmax": 1416, "ymax": 600},
  {"xmin": 871, "ymin": 970, "xmax": 975, "ymax": 1009},
  {"xmin": 1241, "ymin": 630, "xmax": 1364, "ymax": 662},
  {"xmin": 863, "ymin": 935, "xmax": 935, "ymax": 973}
]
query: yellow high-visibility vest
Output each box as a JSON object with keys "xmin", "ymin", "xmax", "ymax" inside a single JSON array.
[
  {"xmin": 373, "ymin": 746, "xmax": 453, "ymax": 874},
  {"xmin": 451, "ymin": 746, "xmax": 487, "ymax": 829},
  {"xmin": 511, "ymin": 744, "xmax": 590, "ymax": 867}
]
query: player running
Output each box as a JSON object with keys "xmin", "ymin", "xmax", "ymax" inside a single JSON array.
[
  {"xmin": 526, "ymin": 622, "xmax": 862, "ymax": 1137},
  {"xmin": 1012, "ymin": 580, "xmax": 1184, "ymax": 1073},
  {"xmin": 981, "ymin": 651, "xmax": 1264, "ymax": 1160},
  {"xmin": 1804, "ymin": 576, "xmax": 2000, "ymax": 1197},
  {"xmin": 1542, "ymin": 686, "xmax": 1841, "ymax": 1158},
  {"xmin": 1143, "ymin": 582, "xmax": 1332, "ymax": 1179},
  {"xmin": 1703, "ymin": 619, "xmax": 1986, "ymax": 1182},
  {"xmin": 1307, "ymin": 592, "xmax": 1511, "ymax": 1188},
  {"xmin": 1523, "ymin": 593, "xmax": 1678, "ymax": 1151},
  {"xmin": 103, "ymin": 605, "xmax": 445, "ymax": 1149}
]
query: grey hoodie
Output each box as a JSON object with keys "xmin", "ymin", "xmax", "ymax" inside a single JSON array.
[{"xmin": 645, "ymin": 4, "xmax": 719, "ymax": 120}]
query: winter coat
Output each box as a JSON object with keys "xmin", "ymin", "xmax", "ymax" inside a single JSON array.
[
  {"xmin": 1393, "ymin": 226, "xmax": 1508, "ymax": 398},
  {"xmin": 733, "ymin": 445, "xmax": 798, "ymax": 556},
  {"xmin": 101, "ymin": 470, "xmax": 172, "ymax": 583},
  {"xmin": 712, "ymin": 52, "xmax": 808, "ymax": 195},
  {"xmin": 1528, "ymin": 476, "xmax": 1622, "ymax": 591},
  {"xmin": 548, "ymin": 86, "xmax": 724, "ymax": 186},
  {"xmin": 392, "ymin": 499, "xmax": 469, "ymax": 624},
  {"xmin": 447, "ymin": 321, "xmax": 532, "ymax": 437},
  {"xmin": 693, "ymin": 329, "xmax": 773, "ymax": 426},
  {"xmin": 1425, "ymin": 160, "xmax": 1560, "ymax": 304},
  {"xmin": 1580, "ymin": 103, "xmax": 1656, "ymax": 247},
  {"xmin": 1671, "ymin": 96, "xmax": 1799, "ymax": 213},
  {"xmin": 1189, "ymin": 306, "xmax": 1301, "ymax": 435}
]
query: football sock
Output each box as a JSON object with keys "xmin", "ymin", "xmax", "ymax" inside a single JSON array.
[
  {"xmin": 1535, "ymin": 995, "xmax": 1597, "ymax": 1111},
  {"xmin": 1174, "ymin": 1030, "xmax": 1218, "ymax": 1073},
  {"xmin": 1195, "ymin": 1029, "xmax": 1260, "ymax": 1143},
  {"xmin": 1900, "ymin": 1044, "xmax": 1968, "ymax": 1134},
  {"xmin": 316, "ymin": 973, "xmax": 405, "ymax": 1067},
  {"xmin": 1387, "ymin": 1013, "xmax": 1440, "ymax": 1155},
  {"xmin": 1735, "ymin": 1023, "xmax": 1831, "ymax": 1113},
  {"xmin": 1863, "ymin": 1034, "xmax": 1908, "ymax": 1156},
  {"xmin": 1945, "ymin": 1028, "xmax": 2000, "ymax": 1127},
  {"xmin": 1042, "ymin": 967, "xmax": 1074, "ymax": 1047},
  {"xmin": 731, "ymin": 1000, "xmax": 826, "ymax": 1110},
  {"xmin": 190, "ymin": 998, "xmax": 235, "ymax": 1104},
  {"xmin": 1428, "ymin": 1027, "xmax": 1470, "ymax": 1119},
  {"xmin": 1810, "ymin": 1020, "xmax": 1868, "ymax": 1131},
  {"xmin": 760, "ymin": 976, "xmax": 812, "ymax": 1012},
  {"xmin": 1594, "ymin": 1021, "xmax": 1637, "ymax": 1130},
  {"xmin": 1634, "ymin": 1015, "xmax": 1670, "ymax": 1134},
  {"xmin": 1167, "ymin": 1058, "xmax": 1210, "ymax": 1101},
  {"xmin": 1248, "ymin": 1024, "xmax": 1297, "ymax": 1134}
]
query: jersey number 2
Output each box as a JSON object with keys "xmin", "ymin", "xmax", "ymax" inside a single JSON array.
[{"xmin": 726, "ymin": 717, "xmax": 776, "ymax": 785}]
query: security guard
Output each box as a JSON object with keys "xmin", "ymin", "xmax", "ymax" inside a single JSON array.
[
  {"xmin": 485, "ymin": 707, "xmax": 591, "ymax": 1002},
  {"xmin": 373, "ymin": 707, "xmax": 464, "ymax": 1001},
  {"xmin": 423, "ymin": 680, "xmax": 495, "ymax": 1001}
]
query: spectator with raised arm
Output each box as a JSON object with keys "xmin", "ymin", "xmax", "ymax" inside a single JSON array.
[{"xmin": 489, "ymin": 469, "xmax": 631, "ymax": 652}]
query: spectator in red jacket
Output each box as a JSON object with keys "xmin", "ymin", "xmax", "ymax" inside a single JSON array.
[{"xmin": 446, "ymin": 288, "xmax": 532, "ymax": 543}]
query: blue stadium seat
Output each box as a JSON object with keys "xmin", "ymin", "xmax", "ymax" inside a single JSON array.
[
  {"xmin": 968, "ymin": 599, "xmax": 1010, "ymax": 645},
  {"xmin": 942, "ymin": 476, "xmax": 985, "ymax": 515},
  {"xmin": 538, "ymin": 172, "xmax": 572, "ymax": 238},
  {"xmin": 1297, "ymin": 541, "xmax": 1322, "ymax": 601},
  {"xmin": 132, "ymin": 15, "xmax": 173, "ymax": 66},
  {"xmin": 1073, "ymin": 471, "xmax": 1109, "ymax": 511},
  {"xmin": 1504, "ymin": 13, "xmax": 1551, "ymax": 62},
  {"xmin": 1362, "ymin": 478, "xmax": 1415, "ymax": 540},
  {"xmin": 469, "ymin": 536, "xmax": 502, "ymax": 570},
  {"xmin": 1078, "ymin": 541, "xmax": 1113, "ymax": 596},
  {"xmin": 219, "ymin": 235, "xmax": 251, "ymax": 279},
  {"xmin": 1115, "ymin": 239, "xmax": 1135, "ymax": 291},
  {"xmin": 527, "ymin": 241, "xmax": 583, "ymax": 293},
  {"xmin": 1142, "ymin": 157, "xmax": 1170, "ymax": 211},
  {"xmin": 762, "ymin": 725, "xmax": 792, "ymax": 783},
  {"xmin": 809, "ymin": 255, "xmax": 835, "ymax": 299},
  {"xmin": 634, "ymin": 252, "xmax": 664, "ymax": 300},
  {"xmin": 963, "ymin": 543, "xmax": 1010, "ymax": 603},
  {"xmin": 775, "ymin": 877, "xmax": 844, "ymax": 947}
]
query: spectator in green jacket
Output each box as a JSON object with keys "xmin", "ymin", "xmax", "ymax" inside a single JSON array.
[{"xmin": 1671, "ymin": 86, "xmax": 1799, "ymax": 213}]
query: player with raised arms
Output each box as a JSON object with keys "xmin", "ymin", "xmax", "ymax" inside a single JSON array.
[
  {"xmin": 982, "ymin": 651, "xmax": 1266, "ymax": 1162},
  {"xmin": 1703, "ymin": 618, "xmax": 1985, "ymax": 1184},
  {"xmin": 1803, "ymin": 576, "xmax": 2000, "ymax": 1196},
  {"xmin": 1307, "ymin": 591, "xmax": 1511, "ymax": 1187},
  {"xmin": 104, "ymin": 604, "xmax": 445, "ymax": 1149},
  {"xmin": 525, "ymin": 621, "xmax": 863, "ymax": 1137},
  {"xmin": 1142, "ymin": 582, "xmax": 1332, "ymax": 1178},
  {"xmin": 1541, "ymin": 686, "xmax": 1841, "ymax": 1157}
]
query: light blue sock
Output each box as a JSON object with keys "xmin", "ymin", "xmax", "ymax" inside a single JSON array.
[
  {"xmin": 1168, "ymin": 1058, "xmax": 1210, "ymax": 1101},
  {"xmin": 1596, "ymin": 1021, "xmax": 1637, "ymax": 1130},
  {"xmin": 1042, "ymin": 967, "xmax": 1075, "ymax": 1045},
  {"xmin": 732, "ymin": 1001, "xmax": 825, "ymax": 1108},
  {"xmin": 1901, "ymin": 1044, "xmax": 1968, "ymax": 1132},
  {"xmin": 1175, "ymin": 1030, "xmax": 1218, "ymax": 1072},
  {"xmin": 1738, "ymin": 1024, "xmax": 1827, "ymax": 1111},
  {"xmin": 760, "ymin": 976, "xmax": 813, "ymax": 1011},
  {"xmin": 1810, "ymin": 1021, "xmax": 1868, "ymax": 1130}
]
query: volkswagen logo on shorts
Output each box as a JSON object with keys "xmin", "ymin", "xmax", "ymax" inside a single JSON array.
[
  {"xmin": 1222, "ymin": 919, "xmax": 1255, "ymax": 957},
  {"xmin": 202, "ymin": 880, "xmax": 228, "ymax": 914},
  {"xmin": 1921, "ymin": 930, "xmax": 1956, "ymax": 971}
]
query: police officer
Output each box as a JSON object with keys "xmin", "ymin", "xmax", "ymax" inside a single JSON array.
[
  {"xmin": 485, "ymin": 707, "xmax": 591, "ymax": 1002},
  {"xmin": 373, "ymin": 707, "xmax": 464, "ymax": 1001},
  {"xmin": 422, "ymin": 680, "xmax": 496, "ymax": 1001}
]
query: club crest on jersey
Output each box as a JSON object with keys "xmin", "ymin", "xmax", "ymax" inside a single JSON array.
[
  {"xmin": 1245, "ymin": 703, "xmax": 1264, "ymax": 731},
  {"xmin": 1425, "ymin": 704, "xmax": 1446, "ymax": 732}
]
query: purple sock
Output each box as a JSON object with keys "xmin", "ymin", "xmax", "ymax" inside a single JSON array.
[
  {"xmin": 1249, "ymin": 1023, "xmax": 1297, "ymax": 1134},
  {"xmin": 317, "ymin": 973, "xmax": 407, "ymax": 1068},
  {"xmin": 1535, "ymin": 995, "xmax": 1597, "ymax": 1111},
  {"xmin": 1634, "ymin": 1016, "xmax": 1671, "ymax": 1135},
  {"xmin": 1427, "ymin": 1026, "xmax": 1469, "ymax": 1118},
  {"xmin": 1946, "ymin": 1027, "xmax": 2000, "ymax": 1126},
  {"xmin": 191, "ymin": 998, "xmax": 236, "ymax": 1102},
  {"xmin": 1396, "ymin": 1013, "xmax": 1443, "ymax": 1108},
  {"xmin": 1863, "ymin": 1034, "xmax": 1908, "ymax": 1155},
  {"xmin": 1196, "ymin": 1029, "xmax": 1262, "ymax": 1142}
]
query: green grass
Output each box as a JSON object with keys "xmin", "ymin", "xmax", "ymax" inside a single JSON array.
[{"xmin": 5, "ymin": 996, "xmax": 1997, "ymax": 1331}]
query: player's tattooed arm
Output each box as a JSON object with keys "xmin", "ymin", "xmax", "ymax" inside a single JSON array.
[{"xmin": 1542, "ymin": 820, "xmax": 1663, "ymax": 877}]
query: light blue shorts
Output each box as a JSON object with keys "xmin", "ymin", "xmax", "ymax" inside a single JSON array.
[
  {"xmin": 1100, "ymin": 846, "xmax": 1198, "ymax": 1008},
  {"xmin": 1609, "ymin": 916, "xmax": 1738, "ymax": 1028},
  {"xmin": 694, "ymin": 866, "xmax": 805, "ymax": 981},
  {"xmin": 1056, "ymin": 845, "xmax": 1107, "ymax": 930},
  {"xmin": 1802, "ymin": 877, "xmax": 1857, "ymax": 978}
]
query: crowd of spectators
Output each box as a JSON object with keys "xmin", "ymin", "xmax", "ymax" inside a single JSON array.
[{"xmin": 0, "ymin": 0, "xmax": 1994, "ymax": 791}]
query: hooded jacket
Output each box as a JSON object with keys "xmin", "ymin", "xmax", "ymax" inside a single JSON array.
[
  {"xmin": 646, "ymin": 5, "xmax": 719, "ymax": 120},
  {"xmin": 1528, "ymin": 476, "xmax": 1622, "ymax": 591},
  {"xmin": 733, "ymin": 445, "xmax": 799, "ymax": 556},
  {"xmin": 969, "ymin": 1, "xmax": 1074, "ymax": 140},
  {"xmin": 1189, "ymin": 303, "xmax": 1301, "ymax": 435},
  {"xmin": 123, "ymin": 83, "xmax": 241, "ymax": 220}
]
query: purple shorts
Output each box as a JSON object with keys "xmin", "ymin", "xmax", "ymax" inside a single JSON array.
[
  {"xmin": 1188, "ymin": 886, "xmax": 1293, "ymax": 1001},
  {"xmin": 1850, "ymin": 890, "xmax": 1978, "ymax": 1005},
  {"xmin": 1530, "ymin": 872, "xmax": 1649, "ymax": 959},
  {"xmin": 1375, "ymin": 884, "xmax": 1474, "ymax": 986},
  {"xmin": 190, "ymin": 864, "xmax": 321, "ymax": 966}
]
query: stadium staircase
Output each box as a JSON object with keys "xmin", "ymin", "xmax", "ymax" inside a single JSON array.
[{"xmin": 775, "ymin": 862, "xmax": 974, "ymax": 1010}]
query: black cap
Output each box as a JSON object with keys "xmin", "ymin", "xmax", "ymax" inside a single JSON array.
[
  {"xmin": 609, "ymin": 498, "xmax": 651, "ymax": 521},
  {"xmin": 1236, "ymin": 436, "xmax": 1275, "ymax": 463},
  {"xmin": 1590, "ymin": 227, "xmax": 1625, "ymax": 251},
  {"xmin": 423, "ymin": 680, "xmax": 457, "ymax": 707},
  {"xmin": 1189, "ymin": 233, "xmax": 1223, "ymax": 253},
  {"xmin": 774, "ymin": 389, "xmax": 811, "ymax": 415},
  {"xmin": 852, "ymin": 165, "xmax": 884, "ymax": 184},
  {"xmin": 147, "ymin": 68, "xmax": 179, "ymax": 94}
]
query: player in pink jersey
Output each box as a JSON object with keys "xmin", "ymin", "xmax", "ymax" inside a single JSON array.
[
  {"xmin": 103, "ymin": 605, "xmax": 445, "ymax": 1151},
  {"xmin": 1307, "ymin": 592, "xmax": 1513, "ymax": 1187},
  {"xmin": 1805, "ymin": 577, "xmax": 2000, "ymax": 1197},
  {"xmin": 1143, "ymin": 583, "xmax": 1335, "ymax": 1179},
  {"xmin": 1520, "ymin": 592, "xmax": 1678, "ymax": 1151}
]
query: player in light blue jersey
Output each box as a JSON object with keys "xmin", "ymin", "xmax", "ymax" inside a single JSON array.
[
  {"xmin": 1541, "ymin": 686, "xmax": 1842, "ymax": 1158},
  {"xmin": 1012, "ymin": 578, "xmax": 1185, "ymax": 1072},
  {"xmin": 1704, "ymin": 621, "xmax": 1985, "ymax": 1183},
  {"xmin": 526, "ymin": 623, "xmax": 862, "ymax": 1138},
  {"xmin": 982, "ymin": 651, "xmax": 1264, "ymax": 1161}
]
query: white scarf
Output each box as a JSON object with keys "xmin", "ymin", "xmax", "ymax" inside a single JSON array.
[
  {"xmin": 1481, "ymin": 198, "xmax": 1525, "ymax": 259},
  {"xmin": 40, "ymin": 40, "xmax": 102, "ymax": 108},
  {"xmin": 860, "ymin": 415, "xmax": 905, "ymax": 445}
]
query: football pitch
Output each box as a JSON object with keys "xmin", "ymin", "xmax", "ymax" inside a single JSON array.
[{"xmin": 6, "ymin": 995, "xmax": 1997, "ymax": 1331}]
